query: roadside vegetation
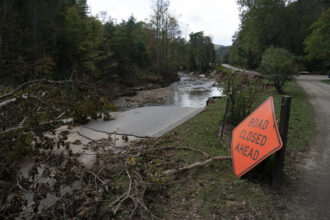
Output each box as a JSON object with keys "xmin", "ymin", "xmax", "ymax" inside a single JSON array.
[
  {"xmin": 258, "ymin": 47, "xmax": 299, "ymax": 94},
  {"xmin": 0, "ymin": 64, "xmax": 316, "ymax": 218},
  {"xmin": 147, "ymin": 73, "xmax": 316, "ymax": 219},
  {"xmin": 230, "ymin": 0, "xmax": 329, "ymax": 73}
]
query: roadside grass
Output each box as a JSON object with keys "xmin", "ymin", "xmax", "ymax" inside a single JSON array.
[
  {"xmin": 149, "ymin": 81, "xmax": 316, "ymax": 219},
  {"xmin": 321, "ymin": 79, "xmax": 330, "ymax": 85}
]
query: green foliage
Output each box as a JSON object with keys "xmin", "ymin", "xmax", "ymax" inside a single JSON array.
[
  {"xmin": 258, "ymin": 47, "xmax": 299, "ymax": 93},
  {"xmin": 0, "ymin": 132, "xmax": 35, "ymax": 181},
  {"xmin": 220, "ymin": 69, "xmax": 263, "ymax": 126},
  {"xmin": 189, "ymin": 32, "xmax": 216, "ymax": 71},
  {"xmin": 231, "ymin": 0, "xmax": 328, "ymax": 69},
  {"xmin": 0, "ymin": 0, "xmax": 218, "ymax": 87},
  {"xmin": 304, "ymin": 8, "xmax": 330, "ymax": 69},
  {"xmin": 0, "ymin": 81, "xmax": 112, "ymax": 181}
]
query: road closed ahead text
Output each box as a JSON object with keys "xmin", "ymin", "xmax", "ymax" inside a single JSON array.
[
  {"xmin": 234, "ymin": 118, "xmax": 269, "ymax": 161},
  {"xmin": 231, "ymin": 97, "xmax": 282, "ymax": 177}
]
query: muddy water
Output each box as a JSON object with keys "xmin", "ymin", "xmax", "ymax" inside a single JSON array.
[
  {"xmin": 115, "ymin": 72, "xmax": 223, "ymax": 109},
  {"xmin": 161, "ymin": 73, "xmax": 223, "ymax": 107}
]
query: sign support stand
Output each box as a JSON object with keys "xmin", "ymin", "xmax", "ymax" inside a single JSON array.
[{"xmin": 272, "ymin": 96, "xmax": 291, "ymax": 189}]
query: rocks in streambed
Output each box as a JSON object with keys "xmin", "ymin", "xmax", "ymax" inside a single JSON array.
[
  {"xmin": 206, "ymin": 96, "xmax": 223, "ymax": 106},
  {"xmin": 113, "ymin": 86, "xmax": 174, "ymax": 109}
]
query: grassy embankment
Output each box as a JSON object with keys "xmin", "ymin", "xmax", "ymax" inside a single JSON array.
[
  {"xmin": 149, "ymin": 81, "xmax": 316, "ymax": 219},
  {"xmin": 321, "ymin": 79, "xmax": 330, "ymax": 85}
]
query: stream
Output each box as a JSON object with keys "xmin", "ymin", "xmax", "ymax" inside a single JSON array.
[
  {"xmin": 161, "ymin": 72, "xmax": 223, "ymax": 107},
  {"xmin": 115, "ymin": 72, "xmax": 223, "ymax": 109}
]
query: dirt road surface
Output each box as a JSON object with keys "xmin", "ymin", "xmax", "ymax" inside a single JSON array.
[
  {"xmin": 221, "ymin": 64, "xmax": 261, "ymax": 75},
  {"xmin": 286, "ymin": 75, "xmax": 330, "ymax": 219}
]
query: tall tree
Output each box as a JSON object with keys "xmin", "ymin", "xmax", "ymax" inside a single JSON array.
[
  {"xmin": 231, "ymin": 0, "xmax": 328, "ymax": 69},
  {"xmin": 189, "ymin": 32, "xmax": 215, "ymax": 71},
  {"xmin": 304, "ymin": 8, "xmax": 330, "ymax": 70}
]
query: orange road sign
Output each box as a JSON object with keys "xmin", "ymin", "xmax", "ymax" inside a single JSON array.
[{"xmin": 231, "ymin": 97, "xmax": 282, "ymax": 178}]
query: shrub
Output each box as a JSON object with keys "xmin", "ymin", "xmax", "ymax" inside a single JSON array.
[
  {"xmin": 258, "ymin": 47, "xmax": 299, "ymax": 94},
  {"xmin": 219, "ymin": 68, "xmax": 263, "ymax": 126}
]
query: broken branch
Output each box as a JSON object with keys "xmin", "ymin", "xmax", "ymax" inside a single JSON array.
[
  {"xmin": 165, "ymin": 156, "xmax": 232, "ymax": 175},
  {"xmin": 0, "ymin": 79, "xmax": 72, "ymax": 100}
]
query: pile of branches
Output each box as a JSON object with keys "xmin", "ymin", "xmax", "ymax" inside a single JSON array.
[
  {"xmin": 0, "ymin": 79, "xmax": 232, "ymax": 219},
  {"xmin": 0, "ymin": 79, "xmax": 112, "ymax": 182},
  {"xmin": 0, "ymin": 130, "xmax": 231, "ymax": 219}
]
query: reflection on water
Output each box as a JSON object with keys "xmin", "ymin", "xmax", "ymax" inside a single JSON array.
[{"xmin": 161, "ymin": 73, "xmax": 223, "ymax": 107}]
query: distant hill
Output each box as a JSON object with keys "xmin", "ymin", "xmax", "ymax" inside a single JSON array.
[{"xmin": 214, "ymin": 45, "xmax": 231, "ymax": 64}]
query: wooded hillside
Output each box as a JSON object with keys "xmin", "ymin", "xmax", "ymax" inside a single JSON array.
[
  {"xmin": 230, "ymin": 0, "xmax": 329, "ymax": 72},
  {"xmin": 0, "ymin": 0, "xmax": 216, "ymax": 86}
]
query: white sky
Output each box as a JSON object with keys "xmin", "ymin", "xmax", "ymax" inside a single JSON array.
[{"xmin": 87, "ymin": 0, "xmax": 240, "ymax": 46}]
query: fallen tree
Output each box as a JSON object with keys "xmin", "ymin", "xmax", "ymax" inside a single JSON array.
[{"xmin": 0, "ymin": 79, "xmax": 113, "ymax": 182}]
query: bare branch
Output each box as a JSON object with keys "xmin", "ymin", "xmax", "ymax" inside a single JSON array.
[
  {"xmin": 147, "ymin": 146, "xmax": 210, "ymax": 158},
  {"xmin": 0, "ymin": 79, "xmax": 72, "ymax": 100},
  {"xmin": 0, "ymin": 98, "xmax": 17, "ymax": 108},
  {"xmin": 0, "ymin": 117, "xmax": 26, "ymax": 135},
  {"xmin": 111, "ymin": 170, "xmax": 133, "ymax": 214},
  {"xmin": 165, "ymin": 156, "xmax": 232, "ymax": 175}
]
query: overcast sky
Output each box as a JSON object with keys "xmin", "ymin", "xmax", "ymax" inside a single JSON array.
[{"xmin": 87, "ymin": 0, "xmax": 240, "ymax": 46}]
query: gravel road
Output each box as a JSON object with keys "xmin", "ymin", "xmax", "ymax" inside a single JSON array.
[
  {"xmin": 286, "ymin": 75, "xmax": 330, "ymax": 219},
  {"xmin": 221, "ymin": 64, "xmax": 261, "ymax": 75}
]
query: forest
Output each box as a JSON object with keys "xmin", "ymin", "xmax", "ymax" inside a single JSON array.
[
  {"xmin": 230, "ymin": 0, "xmax": 329, "ymax": 72},
  {"xmin": 0, "ymin": 0, "xmax": 215, "ymax": 87}
]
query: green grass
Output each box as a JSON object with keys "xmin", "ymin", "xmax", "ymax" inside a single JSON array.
[
  {"xmin": 149, "ymin": 81, "xmax": 316, "ymax": 219},
  {"xmin": 257, "ymin": 81, "xmax": 316, "ymax": 154},
  {"xmin": 321, "ymin": 79, "xmax": 330, "ymax": 85}
]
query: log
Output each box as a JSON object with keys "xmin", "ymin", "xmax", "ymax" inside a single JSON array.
[{"xmin": 165, "ymin": 155, "xmax": 232, "ymax": 175}]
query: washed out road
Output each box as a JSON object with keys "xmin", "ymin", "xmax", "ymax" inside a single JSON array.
[
  {"xmin": 287, "ymin": 75, "xmax": 330, "ymax": 219},
  {"xmin": 84, "ymin": 106, "xmax": 204, "ymax": 137}
]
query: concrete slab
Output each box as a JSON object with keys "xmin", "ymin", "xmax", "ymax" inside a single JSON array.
[{"xmin": 83, "ymin": 106, "xmax": 204, "ymax": 137}]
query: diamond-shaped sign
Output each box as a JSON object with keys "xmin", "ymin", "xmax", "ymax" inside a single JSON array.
[{"xmin": 231, "ymin": 97, "xmax": 282, "ymax": 178}]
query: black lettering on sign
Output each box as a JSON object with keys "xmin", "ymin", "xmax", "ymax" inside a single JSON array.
[
  {"xmin": 235, "ymin": 143, "xmax": 239, "ymax": 152},
  {"xmin": 248, "ymin": 118, "xmax": 269, "ymax": 130},
  {"xmin": 253, "ymin": 150, "xmax": 259, "ymax": 160},
  {"xmin": 262, "ymin": 120, "xmax": 269, "ymax": 130},
  {"xmin": 251, "ymin": 133, "xmax": 257, "ymax": 143},
  {"xmin": 255, "ymin": 134, "xmax": 262, "ymax": 145},
  {"xmin": 257, "ymin": 120, "xmax": 263, "ymax": 129},
  {"xmin": 260, "ymin": 136, "xmax": 267, "ymax": 146},
  {"xmin": 242, "ymin": 132, "xmax": 267, "ymax": 146},
  {"xmin": 246, "ymin": 132, "xmax": 252, "ymax": 141},
  {"xmin": 243, "ymin": 146, "xmax": 249, "ymax": 156},
  {"xmin": 248, "ymin": 118, "xmax": 255, "ymax": 127},
  {"xmin": 239, "ymin": 144, "xmax": 244, "ymax": 154},
  {"xmin": 240, "ymin": 129, "xmax": 246, "ymax": 140},
  {"xmin": 247, "ymin": 148, "xmax": 253, "ymax": 159},
  {"xmin": 235, "ymin": 143, "xmax": 258, "ymax": 161},
  {"xmin": 253, "ymin": 118, "xmax": 259, "ymax": 128}
]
